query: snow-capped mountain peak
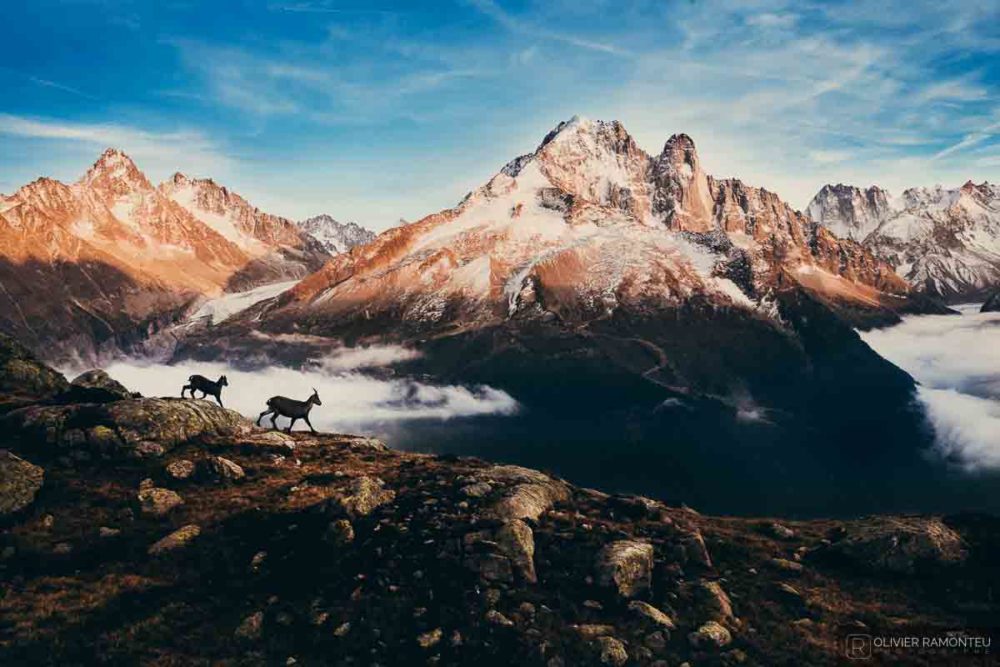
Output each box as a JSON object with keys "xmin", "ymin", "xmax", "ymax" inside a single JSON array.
[
  {"xmin": 274, "ymin": 117, "xmax": 912, "ymax": 339},
  {"xmin": 805, "ymin": 184, "xmax": 892, "ymax": 241},
  {"xmin": 79, "ymin": 147, "xmax": 151, "ymax": 196},
  {"xmin": 298, "ymin": 214, "xmax": 375, "ymax": 254}
]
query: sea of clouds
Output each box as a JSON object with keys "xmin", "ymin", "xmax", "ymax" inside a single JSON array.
[
  {"xmin": 99, "ymin": 344, "xmax": 517, "ymax": 436},
  {"xmin": 860, "ymin": 304, "xmax": 1000, "ymax": 471}
]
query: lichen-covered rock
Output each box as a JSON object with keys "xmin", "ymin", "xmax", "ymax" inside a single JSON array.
[
  {"xmin": 628, "ymin": 600, "xmax": 676, "ymax": 630},
  {"xmin": 465, "ymin": 518, "xmax": 537, "ymax": 583},
  {"xmin": 149, "ymin": 524, "xmax": 201, "ymax": 555},
  {"xmin": 830, "ymin": 517, "xmax": 967, "ymax": 573},
  {"xmin": 695, "ymin": 580, "xmax": 735, "ymax": 622},
  {"xmin": 166, "ymin": 459, "xmax": 196, "ymax": 480},
  {"xmin": 330, "ymin": 476, "xmax": 396, "ymax": 517},
  {"xmin": 3, "ymin": 398, "xmax": 247, "ymax": 459},
  {"xmin": 595, "ymin": 636, "xmax": 628, "ymax": 666},
  {"xmin": 476, "ymin": 465, "xmax": 570, "ymax": 521},
  {"xmin": 0, "ymin": 333, "xmax": 68, "ymax": 403},
  {"xmin": 67, "ymin": 369, "xmax": 133, "ymax": 403},
  {"xmin": 199, "ymin": 456, "xmax": 245, "ymax": 482},
  {"xmin": 0, "ymin": 449, "xmax": 44, "ymax": 515},
  {"xmin": 138, "ymin": 486, "xmax": 183, "ymax": 516},
  {"xmin": 675, "ymin": 527, "xmax": 713, "ymax": 568},
  {"xmin": 596, "ymin": 540, "xmax": 654, "ymax": 598},
  {"xmin": 689, "ymin": 621, "xmax": 732, "ymax": 649}
]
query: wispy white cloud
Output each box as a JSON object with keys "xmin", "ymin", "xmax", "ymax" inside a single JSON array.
[
  {"xmin": 465, "ymin": 0, "xmax": 630, "ymax": 57},
  {"xmin": 27, "ymin": 76, "xmax": 98, "ymax": 100},
  {"xmin": 0, "ymin": 113, "xmax": 232, "ymax": 178},
  {"xmin": 933, "ymin": 116, "xmax": 1000, "ymax": 160}
]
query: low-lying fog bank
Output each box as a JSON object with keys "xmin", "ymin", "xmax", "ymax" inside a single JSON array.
[
  {"xmin": 95, "ymin": 345, "xmax": 518, "ymax": 435},
  {"xmin": 861, "ymin": 304, "xmax": 1000, "ymax": 471}
]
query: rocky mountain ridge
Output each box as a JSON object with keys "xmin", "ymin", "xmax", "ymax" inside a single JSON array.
[
  {"xmin": 298, "ymin": 214, "xmax": 376, "ymax": 255},
  {"xmin": 0, "ymin": 333, "xmax": 997, "ymax": 666},
  {"xmin": 807, "ymin": 181, "xmax": 1000, "ymax": 301},
  {"xmin": 248, "ymin": 116, "xmax": 920, "ymax": 342},
  {"xmin": 0, "ymin": 149, "xmax": 332, "ymax": 362}
]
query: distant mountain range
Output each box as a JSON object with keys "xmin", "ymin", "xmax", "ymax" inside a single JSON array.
[
  {"xmin": 0, "ymin": 149, "xmax": 373, "ymax": 362},
  {"xmin": 807, "ymin": 181, "xmax": 1000, "ymax": 301},
  {"xmin": 176, "ymin": 117, "xmax": 950, "ymax": 512}
]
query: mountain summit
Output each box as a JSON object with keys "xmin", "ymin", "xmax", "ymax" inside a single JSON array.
[{"xmin": 257, "ymin": 116, "xmax": 914, "ymax": 337}]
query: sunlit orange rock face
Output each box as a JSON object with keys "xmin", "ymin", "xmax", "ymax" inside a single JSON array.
[
  {"xmin": 0, "ymin": 149, "xmax": 329, "ymax": 360},
  {"xmin": 267, "ymin": 117, "xmax": 919, "ymax": 340}
]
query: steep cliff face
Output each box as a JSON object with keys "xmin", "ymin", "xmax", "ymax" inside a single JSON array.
[{"xmin": 808, "ymin": 181, "xmax": 1000, "ymax": 301}]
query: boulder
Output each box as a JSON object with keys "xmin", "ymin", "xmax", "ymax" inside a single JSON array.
[
  {"xmin": 149, "ymin": 524, "xmax": 201, "ymax": 555},
  {"xmin": 0, "ymin": 449, "xmax": 44, "ymax": 515},
  {"xmin": 830, "ymin": 517, "xmax": 967, "ymax": 573},
  {"xmin": 67, "ymin": 369, "xmax": 133, "ymax": 403},
  {"xmin": 331, "ymin": 476, "xmax": 396, "ymax": 518},
  {"xmin": 138, "ymin": 486, "xmax": 184, "ymax": 516},
  {"xmin": 689, "ymin": 621, "xmax": 732, "ymax": 649},
  {"xmin": 675, "ymin": 527, "xmax": 713, "ymax": 568},
  {"xmin": 695, "ymin": 580, "xmax": 735, "ymax": 623},
  {"xmin": 595, "ymin": 636, "xmax": 628, "ymax": 666},
  {"xmin": 465, "ymin": 518, "xmax": 537, "ymax": 583},
  {"xmin": 477, "ymin": 465, "xmax": 570, "ymax": 522},
  {"xmin": 165, "ymin": 459, "xmax": 196, "ymax": 480},
  {"xmin": 4, "ymin": 398, "xmax": 247, "ymax": 459},
  {"xmin": 595, "ymin": 540, "xmax": 654, "ymax": 598},
  {"xmin": 628, "ymin": 601, "xmax": 676, "ymax": 630},
  {"xmin": 199, "ymin": 456, "xmax": 245, "ymax": 482}
]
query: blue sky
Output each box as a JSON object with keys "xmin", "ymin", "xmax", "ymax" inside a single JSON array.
[{"xmin": 1, "ymin": 0, "xmax": 999, "ymax": 230}]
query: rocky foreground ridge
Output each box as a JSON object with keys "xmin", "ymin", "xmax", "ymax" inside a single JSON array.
[{"xmin": 1, "ymin": 335, "xmax": 997, "ymax": 666}]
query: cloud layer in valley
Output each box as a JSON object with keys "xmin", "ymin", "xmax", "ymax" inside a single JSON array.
[
  {"xmin": 861, "ymin": 306, "xmax": 1000, "ymax": 471},
  {"xmin": 98, "ymin": 348, "xmax": 517, "ymax": 438}
]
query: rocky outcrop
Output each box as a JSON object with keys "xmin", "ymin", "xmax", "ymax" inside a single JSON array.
[
  {"xmin": 474, "ymin": 465, "xmax": 571, "ymax": 522},
  {"xmin": 0, "ymin": 449, "xmax": 44, "ymax": 515},
  {"xmin": 68, "ymin": 369, "xmax": 134, "ymax": 403},
  {"xmin": 827, "ymin": 516, "xmax": 967, "ymax": 573},
  {"xmin": 0, "ymin": 334, "xmax": 68, "ymax": 407},
  {"xmin": 3, "ymin": 397, "xmax": 247, "ymax": 459}
]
